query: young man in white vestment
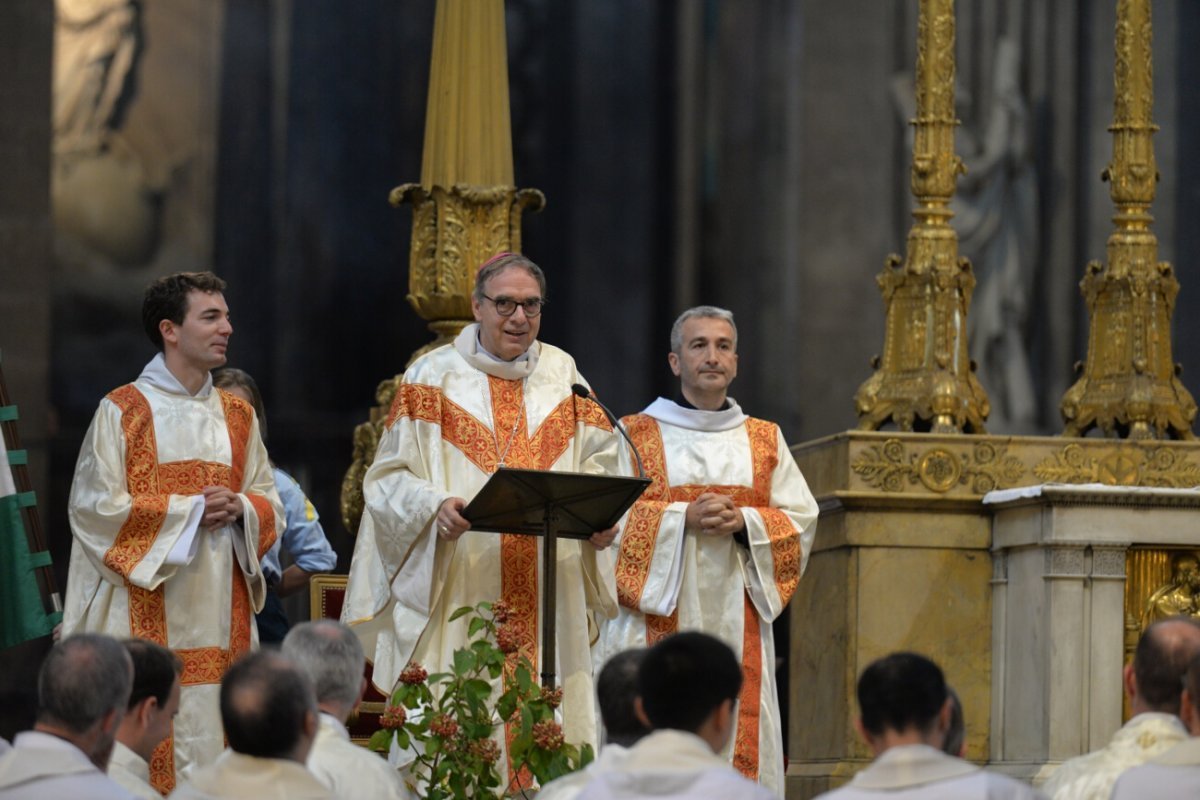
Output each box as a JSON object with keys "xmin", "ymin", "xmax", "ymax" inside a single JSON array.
[
  {"xmin": 576, "ymin": 631, "xmax": 775, "ymax": 800},
  {"xmin": 1042, "ymin": 616, "xmax": 1200, "ymax": 800},
  {"xmin": 814, "ymin": 652, "xmax": 1045, "ymax": 800},
  {"xmin": 1111, "ymin": 650, "xmax": 1200, "ymax": 798},
  {"xmin": 596, "ymin": 305, "xmax": 818, "ymax": 795},
  {"xmin": 342, "ymin": 252, "xmax": 628, "ymax": 788},
  {"xmin": 537, "ymin": 648, "xmax": 650, "ymax": 800},
  {"xmin": 169, "ymin": 650, "xmax": 330, "ymax": 799},
  {"xmin": 282, "ymin": 620, "xmax": 412, "ymax": 799},
  {"xmin": 0, "ymin": 634, "xmax": 136, "ymax": 799},
  {"xmin": 62, "ymin": 271, "xmax": 284, "ymax": 790},
  {"xmin": 110, "ymin": 639, "xmax": 183, "ymax": 800}
]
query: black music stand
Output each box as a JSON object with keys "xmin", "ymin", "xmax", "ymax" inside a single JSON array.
[{"xmin": 462, "ymin": 467, "xmax": 650, "ymax": 687}]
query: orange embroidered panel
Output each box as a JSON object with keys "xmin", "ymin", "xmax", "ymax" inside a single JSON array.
[
  {"xmin": 104, "ymin": 387, "xmax": 167, "ymax": 577},
  {"xmin": 150, "ymin": 734, "xmax": 175, "ymax": 794},
  {"xmin": 387, "ymin": 383, "xmax": 500, "ymax": 474},
  {"xmin": 645, "ymin": 609, "xmax": 678, "ymax": 645},
  {"xmin": 176, "ymin": 646, "xmax": 232, "ymax": 686},
  {"xmin": 614, "ymin": 416, "xmax": 669, "ymax": 609},
  {"xmin": 761, "ymin": 508, "xmax": 802, "ymax": 605},
  {"xmin": 127, "ymin": 584, "xmax": 168, "ymax": 644},
  {"xmin": 158, "ymin": 461, "xmax": 232, "ymax": 495},
  {"xmin": 247, "ymin": 495, "xmax": 278, "ymax": 560},
  {"xmin": 229, "ymin": 566, "xmax": 253, "ymax": 660},
  {"xmin": 732, "ymin": 594, "xmax": 762, "ymax": 781},
  {"xmin": 217, "ymin": 389, "xmax": 253, "ymax": 492}
]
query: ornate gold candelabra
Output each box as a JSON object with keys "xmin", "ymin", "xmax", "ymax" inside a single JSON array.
[
  {"xmin": 340, "ymin": 0, "xmax": 544, "ymax": 532},
  {"xmin": 1060, "ymin": 0, "xmax": 1195, "ymax": 439},
  {"xmin": 854, "ymin": 0, "xmax": 989, "ymax": 434}
]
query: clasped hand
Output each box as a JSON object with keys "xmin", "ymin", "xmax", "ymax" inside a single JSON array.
[
  {"xmin": 201, "ymin": 486, "xmax": 243, "ymax": 528},
  {"xmin": 685, "ymin": 492, "xmax": 745, "ymax": 537}
]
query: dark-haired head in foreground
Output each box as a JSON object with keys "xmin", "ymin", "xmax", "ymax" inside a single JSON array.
[
  {"xmin": 598, "ymin": 648, "xmax": 651, "ymax": 748},
  {"xmin": 118, "ymin": 638, "xmax": 183, "ymax": 763},
  {"xmin": 637, "ymin": 632, "xmax": 743, "ymax": 754},
  {"xmin": 1129, "ymin": 617, "xmax": 1200, "ymax": 716},
  {"xmin": 854, "ymin": 652, "xmax": 950, "ymax": 754},
  {"xmin": 220, "ymin": 651, "xmax": 318, "ymax": 763}
]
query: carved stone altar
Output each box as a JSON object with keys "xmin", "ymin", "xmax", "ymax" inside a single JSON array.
[{"xmin": 786, "ymin": 432, "xmax": 1200, "ymax": 799}]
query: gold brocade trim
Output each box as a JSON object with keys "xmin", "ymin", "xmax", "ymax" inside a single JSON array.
[
  {"xmin": 615, "ymin": 416, "xmax": 669, "ymax": 610},
  {"xmin": 158, "ymin": 461, "xmax": 232, "ymax": 494},
  {"xmin": 105, "ymin": 386, "xmax": 166, "ymax": 576},
  {"xmin": 127, "ymin": 584, "xmax": 168, "ymax": 644},
  {"xmin": 732, "ymin": 595, "xmax": 762, "ymax": 782},
  {"xmin": 229, "ymin": 566, "xmax": 253, "ymax": 660},
  {"xmin": 248, "ymin": 495, "xmax": 278, "ymax": 560},
  {"xmin": 645, "ymin": 609, "xmax": 678, "ymax": 645},
  {"xmin": 761, "ymin": 508, "xmax": 802, "ymax": 606},
  {"xmin": 176, "ymin": 646, "xmax": 233, "ymax": 685},
  {"xmin": 150, "ymin": 734, "xmax": 174, "ymax": 794},
  {"xmin": 217, "ymin": 389, "xmax": 253, "ymax": 492}
]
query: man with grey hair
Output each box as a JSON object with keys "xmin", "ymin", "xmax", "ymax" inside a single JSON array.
[
  {"xmin": 282, "ymin": 621, "xmax": 411, "ymax": 798},
  {"xmin": 597, "ymin": 305, "xmax": 818, "ymax": 796},
  {"xmin": 0, "ymin": 634, "xmax": 135, "ymax": 799},
  {"xmin": 343, "ymin": 252, "xmax": 629, "ymax": 785}
]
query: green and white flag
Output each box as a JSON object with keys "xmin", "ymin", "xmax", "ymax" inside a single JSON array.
[{"xmin": 0, "ymin": 425, "xmax": 59, "ymax": 649}]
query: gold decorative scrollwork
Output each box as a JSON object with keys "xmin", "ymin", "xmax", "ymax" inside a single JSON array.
[
  {"xmin": 1033, "ymin": 443, "xmax": 1200, "ymax": 488},
  {"xmin": 851, "ymin": 438, "xmax": 1025, "ymax": 494}
]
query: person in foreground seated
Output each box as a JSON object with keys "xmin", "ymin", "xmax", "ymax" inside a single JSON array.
[
  {"xmin": 1109, "ymin": 649, "xmax": 1200, "ymax": 797},
  {"xmin": 815, "ymin": 652, "xmax": 1043, "ymax": 799},
  {"xmin": 1041, "ymin": 616, "xmax": 1200, "ymax": 800},
  {"xmin": 110, "ymin": 640, "xmax": 183, "ymax": 800},
  {"xmin": 168, "ymin": 651, "xmax": 330, "ymax": 800},
  {"xmin": 577, "ymin": 632, "xmax": 775, "ymax": 800},
  {"xmin": 281, "ymin": 621, "xmax": 411, "ymax": 799},
  {"xmin": 537, "ymin": 648, "xmax": 651, "ymax": 800},
  {"xmin": 0, "ymin": 634, "xmax": 135, "ymax": 799}
]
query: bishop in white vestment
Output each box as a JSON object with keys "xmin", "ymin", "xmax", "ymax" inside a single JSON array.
[
  {"xmin": 343, "ymin": 256, "xmax": 627, "ymax": 788},
  {"xmin": 598, "ymin": 308, "xmax": 818, "ymax": 795}
]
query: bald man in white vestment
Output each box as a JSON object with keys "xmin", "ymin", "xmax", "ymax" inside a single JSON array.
[
  {"xmin": 1111, "ymin": 650, "xmax": 1200, "ymax": 799},
  {"xmin": 282, "ymin": 621, "xmax": 411, "ymax": 799},
  {"xmin": 1041, "ymin": 618, "xmax": 1200, "ymax": 800},
  {"xmin": 814, "ymin": 652, "xmax": 1044, "ymax": 800},
  {"xmin": 597, "ymin": 306, "xmax": 817, "ymax": 796}
]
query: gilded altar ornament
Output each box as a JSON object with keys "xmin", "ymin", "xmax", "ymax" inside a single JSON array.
[
  {"xmin": 340, "ymin": 0, "xmax": 545, "ymax": 535},
  {"xmin": 851, "ymin": 438, "xmax": 1025, "ymax": 494},
  {"xmin": 1061, "ymin": 0, "xmax": 1196, "ymax": 439},
  {"xmin": 1033, "ymin": 442, "xmax": 1200, "ymax": 488},
  {"xmin": 1140, "ymin": 551, "xmax": 1200, "ymax": 628},
  {"xmin": 855, "ymin": 0, "xmax": 989, "ymax": 434}
]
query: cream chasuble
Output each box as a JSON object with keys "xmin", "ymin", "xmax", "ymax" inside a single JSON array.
[
  {"xmin": 63, "ymin": 355, "xmax": 282, "ymax": 792},
  {"xmin": 597, "ymin": 397, "xmax": 818, "ymax": 797},
  {"xmin": 343, "ymin": 326, "xmax": 626, "ymax": 788}
]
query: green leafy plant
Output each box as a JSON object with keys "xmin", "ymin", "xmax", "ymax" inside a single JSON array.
[{"xmin": 369, "ymin": 600, "xmax": 594, "ymax": 798}]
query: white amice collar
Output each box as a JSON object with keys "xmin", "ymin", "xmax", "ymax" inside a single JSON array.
[
  {"xmin": 642, "ymin": 396, "xmax": 747, "ymax": 432},
  {"xmin": 137, "ymin": 353, "xmax": 213, "ymax": 398},
  {"xmin": 453, "ymin": 323, "xmax": 540, "ymax": 381}
]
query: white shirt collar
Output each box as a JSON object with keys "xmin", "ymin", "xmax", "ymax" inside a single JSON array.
[{"xmin": 641, "ymin": 396, "xmax": 747, "ymax": 432}]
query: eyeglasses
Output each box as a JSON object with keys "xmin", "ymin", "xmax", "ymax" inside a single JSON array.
[{"xmin": 482, "ymin": 294, "xmax": 545, "ymax": 318}]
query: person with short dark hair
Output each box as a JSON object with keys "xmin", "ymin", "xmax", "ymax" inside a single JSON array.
[
  {"xmin": 213, "ymin": 369, "xmax": 337, "ymax": 643},
  {"xmin": 169, "ymin": 651, "xmax": 329, "ymax": 799},
  {"xmin": 282, "ymin": 621, "xmax": 410, "ymax": 799},
  {"xmin": 814, "ymin": 652, "xmax": 1043, "ymax": 799},
  {"xmin": 342, "ymin": 252, "xmax": 630, "ymax": 784},
  {"xmin": 1042, "ymin": 617, "xmax": 1200, "ymax": 799},
  {"xmin": 1112, "ymin": 650, "xmax": 1200, "ymax": 797},
  {"xmin": 538, "ymin": 648, "xmax": 651, "ymax": 800},
  {"xmin": 941, "ymin": 686, "xmax": 965, "ymax": 758},
  {"xmin": 0, "ymin": 634, "xmax": 135, "ymax": 799},
  {"xmin": 577, "ymin": 632, "xmax": 774, "ymax": 800},
  {"xmin": 110, "ymin": 640, "xmax": 182, "ymax": 799},
  {"xmin": 62, "ymin": 271, "xmax": 284, "ymax": 787},
  {"xmin": 597, "ymin": 305, "xmax": 818, "ymax": 794}
]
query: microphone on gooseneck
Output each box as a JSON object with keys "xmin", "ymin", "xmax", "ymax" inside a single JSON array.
[{"xmin": 571, "ymin": 383, "xmax": 646, "ymax": 479}]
